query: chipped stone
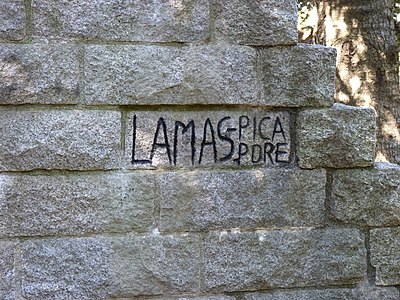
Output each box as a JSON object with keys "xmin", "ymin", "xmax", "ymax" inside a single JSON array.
[
  {"xmin": 297, "ymin": 104, "xmax": 376, "ymax": 169},
  {"xmin": 370, "ymin": 227, "xmax": 400, "ymax": 286},
  {"xmin": 0, "ymin": 45, "xmax": 80, "ymax": 104},
  {"xmin": 258, "ymin": 44, "xmax": 336, "ymax": 107},
  {"xmin": 332, "ymin": 163, "xmax": 400, "ymax": 226}
]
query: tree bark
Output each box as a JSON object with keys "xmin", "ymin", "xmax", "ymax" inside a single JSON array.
[{"xmin": 316, "ymin": 0, "xmax": 400, "ymax": 164}]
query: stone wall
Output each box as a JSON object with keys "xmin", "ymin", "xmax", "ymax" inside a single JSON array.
[{"xmin": 0, "ymin": 0, "xmax": 399, "ymax": 299}]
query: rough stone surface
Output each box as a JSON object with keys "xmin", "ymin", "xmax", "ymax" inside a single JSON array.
[
  {"xmin": 159, "ymin": 169, "xmax": 325, "ymax": 232},
  {"xmin": 21, "ymin": 235, "xmax": 201, "ymax": 298},
  {"xmin": 0, "ymin": 45, "xmax": 80, "ymax": 104},
  {"xmin": 84, "ymin": 44, "xmax": 262, "ymax": 105},
  {"xmin": 32, "ymin": 0, "xmax": 209, "ymax": 42},
  {"xmin": 297, "ymin": 104, "xmax": 376, "ymax": 169},
  {"xmin": 181, "ymin": 45, "xmax": 263, "ymax": 105},
  {"xmin": 0, "ymin": 173, "xmax": 155, "ymax": 237},
  {"xmin": 204, "ymin": 229, "xmax": 366, "ymax": 292},
  {"xmin": 146, "ymin": 297, "xmax": 234, "ymax": 300},
  {"xmin": 111, "ymin": 235, "xmax": 201, "ymax": 297},
  {"xmin": 243, "ymin": 284, "xmax": 400, "ymax": 300},
  {"xmin": 332, "ymin": 163, "xmax": 400, "ymax": 226},
  {"xmin": 84, "ymin": 44, "xmax": 335, "ymax": 107},
  {"xmin": 213, "ymin": 0, "xmax": 297, "ymax": 46},
  {"xmin": 0, "ymin": 241, "xmax": 17, "ymax": 300},
  {"xmin": 0, "ymin": 110, "xmax": 121, "ymax": 171},
  {"xmin": 370, "ymin": 227, "xmax": 400, "ymax": 286},
  {"xmin": 0, "ymin": 1, "xmax": 26, "ymax": 41},
  {"xmin": 258, "ymin": 44, "xmax": 336, "ymax": 107},
  {"xmin": 125, "ymin": 110, "xmax": 291, "ymax": 169},
  {"xmin": 21, "ymin": 238, "xmax": 113, "ymax": 299},
  {"xmin": 0, "ymin": 0, "xmax": 388, "ymax": 298}
]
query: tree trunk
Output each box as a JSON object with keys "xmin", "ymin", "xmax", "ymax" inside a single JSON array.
[{"xmin": 316, "ymin": 0, "xmax": 400, "ymax": 164}]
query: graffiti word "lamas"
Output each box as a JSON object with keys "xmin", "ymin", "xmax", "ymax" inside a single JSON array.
[{"xmin": 130, "ymin": 112, "xmax": 291, "ymax": 168}]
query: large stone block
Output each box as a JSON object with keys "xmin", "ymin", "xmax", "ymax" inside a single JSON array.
[
  {"xmin": 111, "ymin": 235, "xmax": 201, "ymax": 296},
  {"xmin": 22, "ymin": 238, "xmax": 113, "ymax": 299},
  {"xmin": 84, "ymin": 44, "xmax": 336, "ymax": 107},
  {"xmin": 0, "ymin": 110, "xmax": 121, "ymax": 171},
  {"xmin": 258, "ymin": 44, "xmax": 336, "ymax": 107},
  {"xmin": 84, "ymin": 45, "xmax": 184, "ymax": 105},
  {"xmin": 0, "ymin": 45, "xmax": 80, "ymax": 104},
  {"xmin": 0, "ymin": 173, "xmax": 155, "ymax": 237},
  {"xmin": 297, "ymin": 104, "xmax": 376, "ymax": 169},
  {"xmin": 125, "ymin": 110, "xmax": 291, "ymax": 169},
  {"xmin": 180, "ymin": 45, "xmax": 263, "ymax": 105},
  {"xmin": 32, "ymin": 0, "xmax": 209, "ymax": 42},
  {"xmin": 84, "ymin": 44, "xmax": 262, "ymax": 105},
  {"xmin": 159, "ymin": 169, "xmax": 325, "ymax": 232},
  {"xmin": 332, "ymin": 163, "xmax": 400, "ymax": 226},
  {"xmin": 21, "ymin": 235, "xmax": 201, "ymax": 298},
  {"xmin": 243, "ymin": 284, "xmax": 400, "ymax": 300},
  {"xmin": 0, "ymin": 1, "xmax": 26, "ymax": 41},
  {"xmin": 370, "ymin": 227, "xmax": 400, "ymax": 286},
  {"xmin": 0, "ymin": 241, "xmax": 17, "ymax": 300},
  {"xmin": 204, "ymin": 229, "xmax": 366, "ymax": 292},
  {"xmin": 213, "ymin": 0, "xmax": 298, "ymax": 46}
]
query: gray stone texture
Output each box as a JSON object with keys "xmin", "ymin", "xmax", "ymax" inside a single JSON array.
[
  {"xmin": 297, "ymin": 104, "xmax": 376, "ymax": 169},
  {"xmin": 332, "ymin": 163, "xmax": 400, "ymax": 226},
  {"xmin": 370, "ymin": 227, "xmax": 400, "ymax": 286},
  {"xmin": 22, "ymin": 238, "xmax": 113, "ymax": 299},
  {"xmin": 160, "ymin": 169, "xmax": 325, "ymax": 231},
  {"xmin": 0, "ymin": 1, "xmax": 26, "ymax": 41},
  {"xmin": 84, "ymin": 44, "xmax": 336, "ymax": 107},
  {"xmin": 0, "ymin": 45, "xmax": 80, "ymax": 104},
  {"xmin": 213, "ymin": 0, "xmax": 298, "ymax": 46},
  {"xmin": 32, "ymin": 0, "xmax": 209, "ymax": 42},
  {"xmin": 125, "ymin": 110, "xmax": 291, "ymax": 169},
  {"xmin": 147, "ymin": 297, "xmax": 235, "ymax": 300},
  {"xmin": 258, "ymin": 44, "xmax": 336, "ymax": 107},
  {"xmin": 0, "ymin": 110, "xmax": 121, "ymax": 171},
  {"xmin": 111, "ymin": 235, "xmax": 201, "ymax": 297},
  {"xmin": 0, "ymin": 241, "xmax": 17, "ymax": 300},
  {"xmin": 204, "ymin": 229, "xmax": 366, "ymax": 292},
  {"xmin": 0, "ymin": 173, "xmax": 155, "ymax": 237},
  {"xmin": 21, "ymin": 235, "xmax": 200, "ymax": 298},
  {"xmin": 243, "ymin": 284, "xmax": 400, "ymax": 300},
  {"xmin": 84, "ymin": 44, "xmax": 262, "ymax": 105}
]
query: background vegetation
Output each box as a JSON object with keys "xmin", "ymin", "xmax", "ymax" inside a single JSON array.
[{"xmin": 298, "ymin": 0, "xmax": 400, "ymax": 164}]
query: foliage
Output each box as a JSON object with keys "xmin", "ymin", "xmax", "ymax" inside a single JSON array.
[{"xmin": 298, "ymin": 0, "xmax": 316, "ymax": 25}]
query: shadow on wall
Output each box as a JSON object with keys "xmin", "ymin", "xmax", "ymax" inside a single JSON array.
[{"xmin": 298, "ymin": 0, "xmax": 400, "ymax": 165}]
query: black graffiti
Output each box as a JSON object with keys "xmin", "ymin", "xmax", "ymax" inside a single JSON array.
[
  {"xmin": 217, "ymin": 116, "xmax": 236, "ymax": 162},
  {"xmin": 272, "ymin": 117, "xmax": 286, "ymax": 142},
  {"xmin": 131, "ymin": 114, "xmax": 151, "ymax": 165},
  {"xmin": 131, "ymin": 114, "xmax": 290, "ymax": 166},
  {"xmin": 233, "ymin": 143, "xmax": 248, "ymax": 165},
  {"xmin": 150, "ymin": 117, "xmax": 172, "ymax": 164},
  {"xmin": 174, "ymin": 120, "xmax": 195, "ymax": 165},
  {"xmin": 199, "ymin": 118, "xmax": 217, "ymax": 164}
]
